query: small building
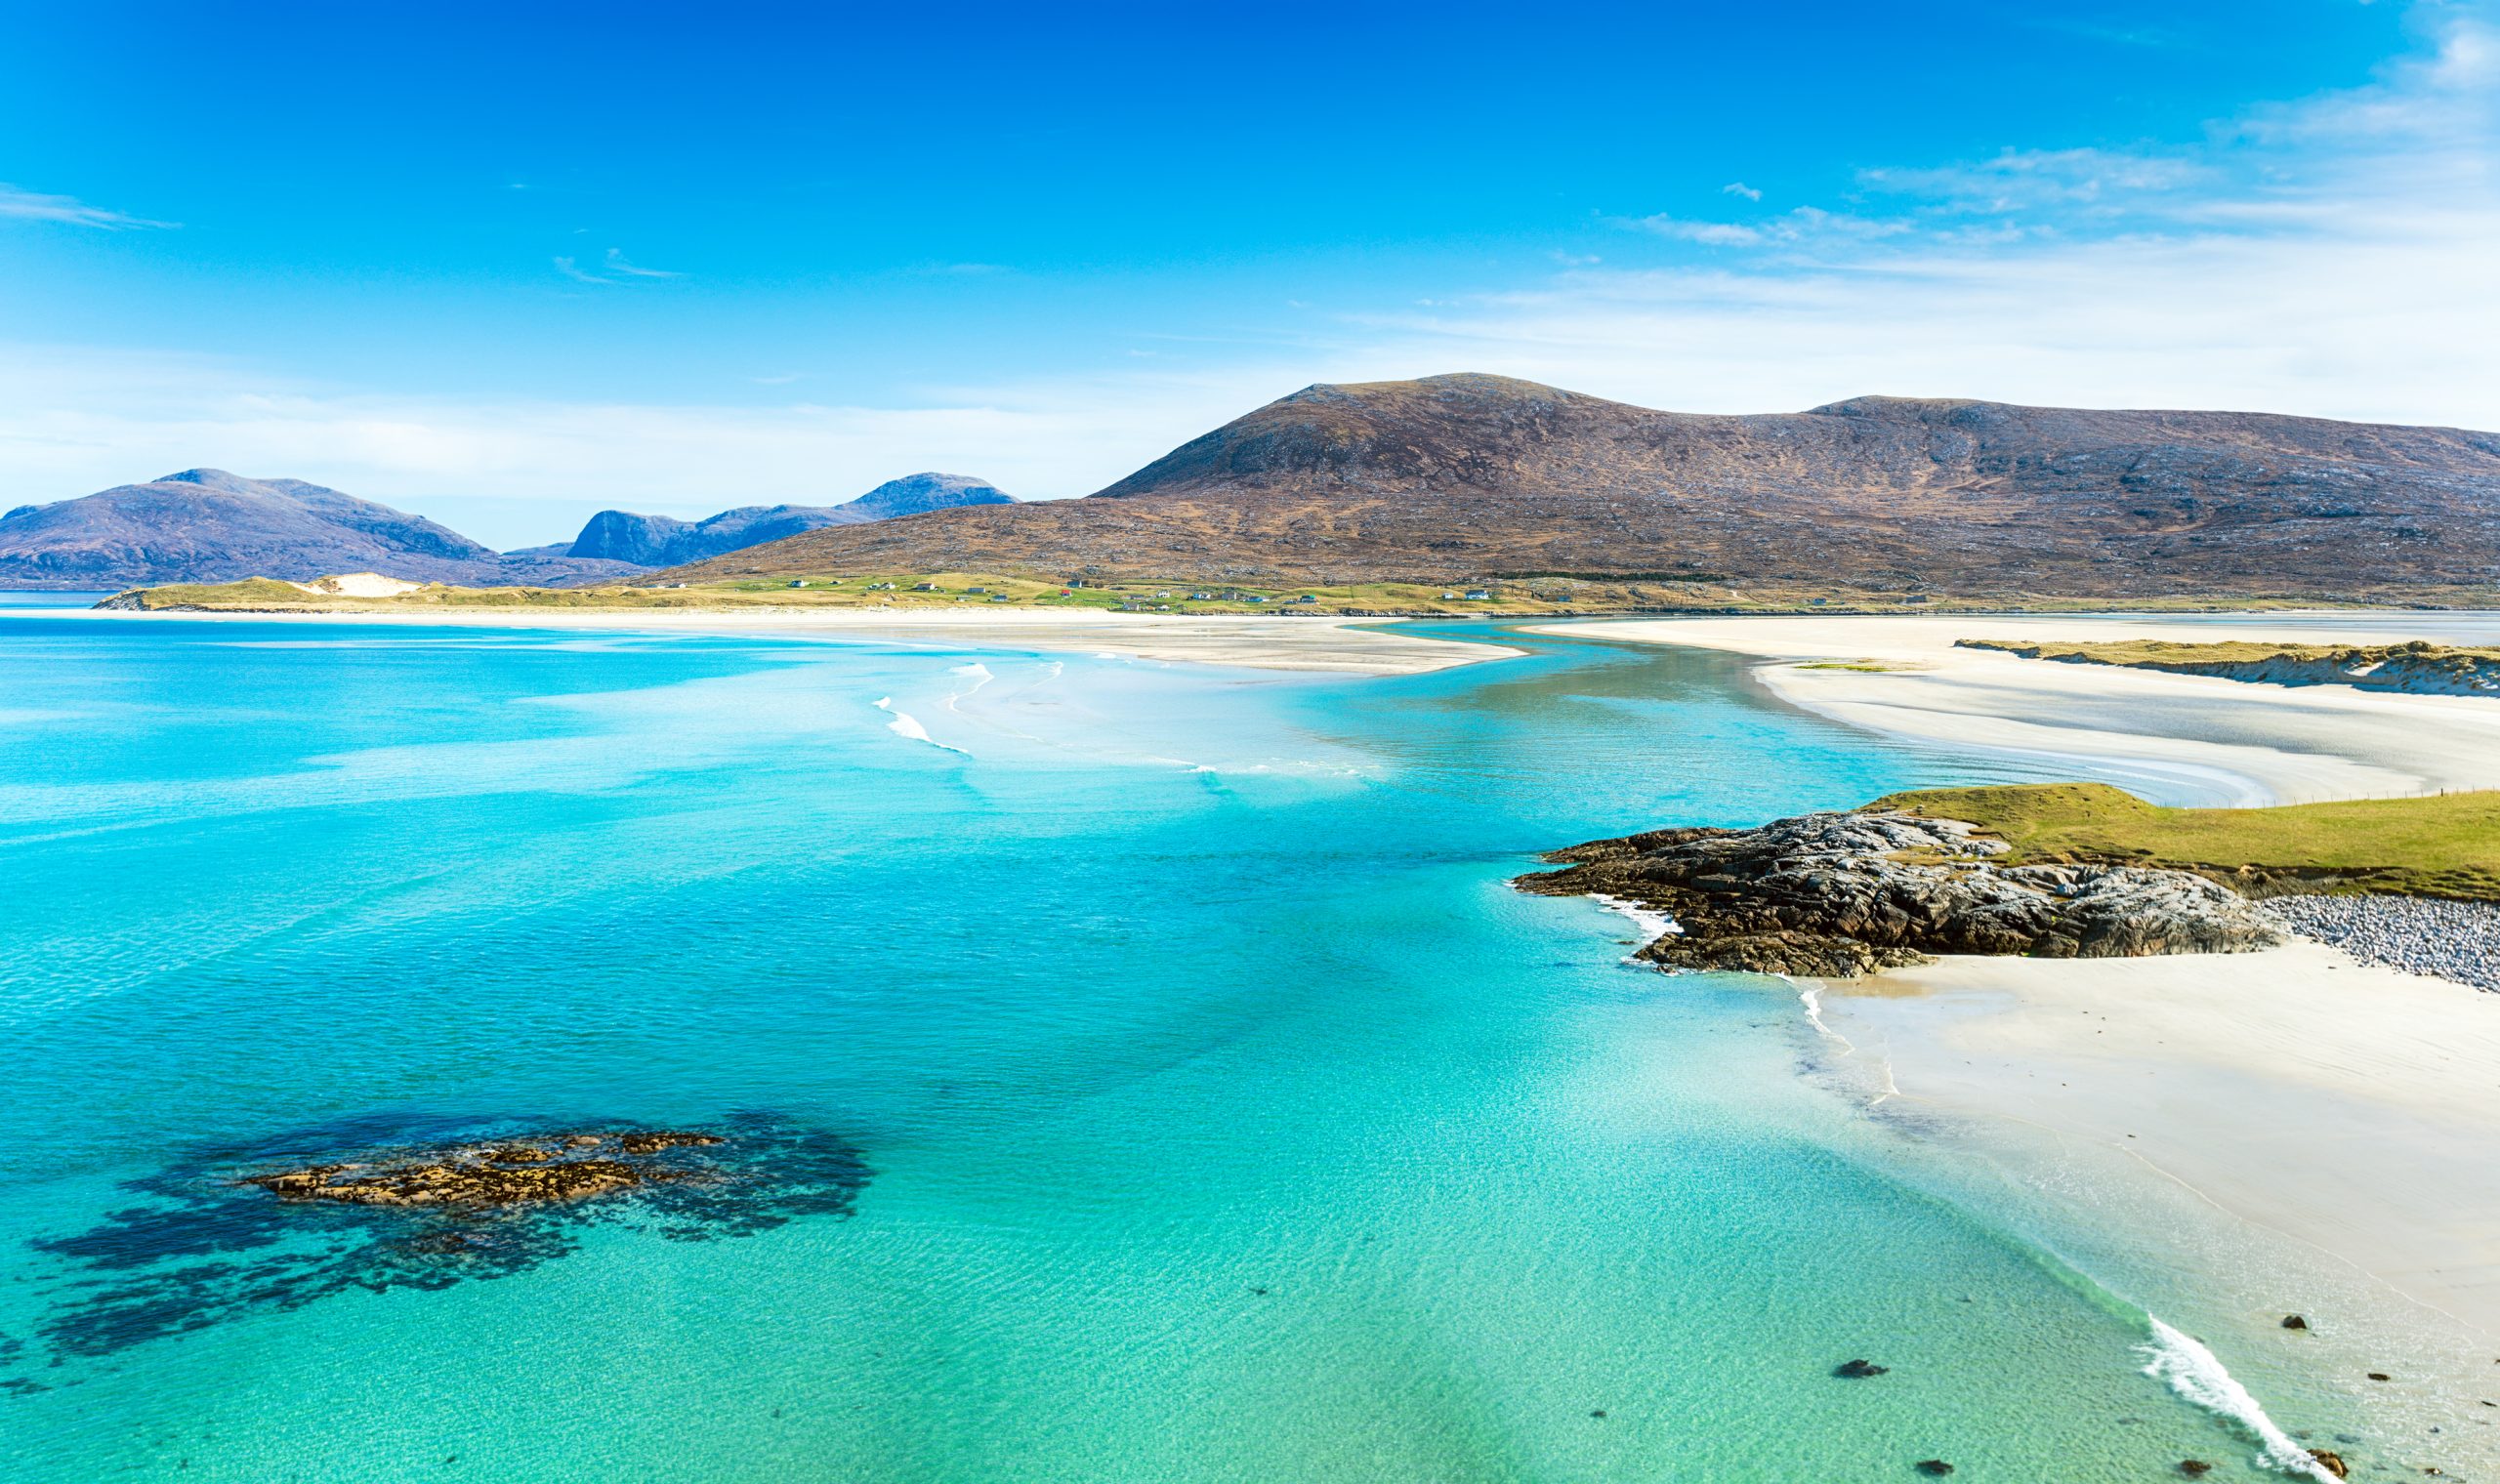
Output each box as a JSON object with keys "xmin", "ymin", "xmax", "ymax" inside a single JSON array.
[
  {"xmin": 966, "ymin": 587, "xmax": 986, "ymax": 595},
  {"xmin": 1292, "ymin": 595, "xmax": 1317, "ymax": 603},
  {"xmin": 1463, "ymin": 590, "xmax": 1491, "ymax": 601},
  {"xmin": 912, "ymin": 582, "xmax": 938, "ymax": 592},
  {"xmin": 787, "ymin": 579, "xmax": 807, "ymax": 588}
]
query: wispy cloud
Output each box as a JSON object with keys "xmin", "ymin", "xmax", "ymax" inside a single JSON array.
[
  {"xmin": 0, "ymin": 184, "xmax": 175, "ymax": 229},
  {"xmin": 1361, "ymin": 12, "xmax": 2500, "ymax": 427},
  {"xmin": 1630, "ymin": 206, "xmax": 1910, "ymax": 249},
  {"xmin": 1857, "ymin": 145, "xmax": 2212, "ymax": 213},
  {"xmin": 552, "ymin": 248, "xmax": 682, "ymax": 284},
  {"xmin": 601, "ymin": 247, "xmax": 679, "ymax": 278},
  {"xmin": 1632, "ymin": 215, "xmax": 1765, "ymax": 246},
  {"xmin": 1721, "ymin": 182, "xmax": 1763, "ymax": 202}
]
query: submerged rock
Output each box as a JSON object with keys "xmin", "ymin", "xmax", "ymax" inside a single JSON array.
[
  {"xmin": 1834, "ymin": 1358, "xmax": 1890, "ymax": 1378},
  {"xmin": 243, "ymin": 1131, "xmax": 726, "ymax": 1208},
  {"xmin": 1915, "ymin": 1462, "xmax": 1955, "ymax": 1476},
  {"xmin": 1520, "ymin": 809, "xmax": 2281, "ymax": 977}
]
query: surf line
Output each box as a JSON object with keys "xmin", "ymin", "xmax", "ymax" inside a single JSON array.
[
  {"xmin": 2138, "ymin": 1318, "xmax": 2338, "ymax": 1481},
  {"xmin": 873, "ymin": 697, "xmax": 972, "ymax": 756}
]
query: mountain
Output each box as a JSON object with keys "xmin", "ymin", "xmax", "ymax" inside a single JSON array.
[
  {"xmin": 658, "ymin": 374, "xmax": 2500, "ymax": 600},
  {"xmin": 0, "ymin": 470, "xmax": 640, "ymax": 590},
  {"xmin": 562, "ymin": 474, "xmax": 1016, "ymax": 566}
]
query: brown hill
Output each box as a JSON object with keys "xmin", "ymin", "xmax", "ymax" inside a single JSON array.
[
  {"xmin": 0, "ymin": 469, "xmax": 641, "ymax": 590},
  {"xmin": 659, "ymin": 374, "xmax": 2500, "ymax": 599}
]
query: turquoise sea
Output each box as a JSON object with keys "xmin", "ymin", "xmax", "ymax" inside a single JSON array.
[{"xmin": 0, "ymin": 609, "xmax": 2410, "ymax": 1480}]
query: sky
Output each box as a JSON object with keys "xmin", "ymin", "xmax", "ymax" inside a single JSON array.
[{"xmin": 2, "ymin": 1, "xmax": 2495, "ymax": 547}]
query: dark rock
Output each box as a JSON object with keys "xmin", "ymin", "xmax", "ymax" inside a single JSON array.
[
  {"xmin": 616, "ymin": 1131, "xmax": 724, "ymax": 1155},
  {"xmin": 2282, "ymin": 1314, "xmax": 2309, "ymax": 1330},
  {"xmin": 244, "ymin": 1130, "xmax": 723, "ymax": 1207},
  {"xmin": 2180, "ymin": 1463, "xmax": 2212, "ymax": 1477},
  {"xmin": 1835, "ymin": 1359, "xmax": 1891, "ymax": 1379},
  {"xmin": 1915, "ymin": 1462, "xmax": 1954, "ymax": 1476},
  {"xmin": 1520, "ymin": 810, "xmax": 2281, "ymax": 977},
  {"xmin": 2367, "ymin": 1372, "xmax": 2391, "ymax": 1381},
  {"xmin": 2310, "ymin": 1450, "xmax": 2349, "ymax": 1479}
]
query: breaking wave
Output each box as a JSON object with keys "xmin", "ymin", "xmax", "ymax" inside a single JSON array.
[
  {"xmin": 872, "ymin": 697, "xmax": 970, "ymax": 755},
  {"xmin": 2138, "ymin": 1317, "xmax": 2337, "ymax": 1480}
]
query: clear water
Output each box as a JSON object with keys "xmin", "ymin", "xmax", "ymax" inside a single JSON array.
[{"xmin": 0, "ymin": 612, "xmax": 2379, "ymax": 1480}]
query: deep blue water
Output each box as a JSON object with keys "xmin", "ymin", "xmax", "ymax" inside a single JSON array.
[{"xmin": 0, "ymin": 612, "xmax": 2373, "ymax": 1480}]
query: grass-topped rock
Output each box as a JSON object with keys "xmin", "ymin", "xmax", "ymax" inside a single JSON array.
[
  {"xmin": 1521, "ymin": 804, "xmax": 2281, "ymax": 977},
  {"xmin": 1526, "ymin": 782, "xmax": 2500, "ymax": 979}
]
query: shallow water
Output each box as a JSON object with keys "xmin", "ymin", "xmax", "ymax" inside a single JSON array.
[{"xmin": 0, "ymin": 611, "xmax": 2408, "ymax": 1479}]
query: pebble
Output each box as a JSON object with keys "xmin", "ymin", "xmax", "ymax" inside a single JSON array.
[{"xmin": 2258, "ymin": 895, "xmax": 2500, "ymax": 993}]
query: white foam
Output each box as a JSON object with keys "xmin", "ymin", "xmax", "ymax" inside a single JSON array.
[
  {"xmin": 945, "ymin": 663, "xmax": 995, "ymax": 711},
  {"xmin": 1591, "ymin": 895, "xmax": 1680, "ymax": 967},
  {"xmin": 872, "ymin": 697, "xmax": 970, "ymax": 756},
  {"xmin": 1792, "ymin": 981, "xmax": 1858, "ymax": 1053},
  {"xmin": 2137, "ymin": 1318, "xmax": 2337, "ymax": 1480}
]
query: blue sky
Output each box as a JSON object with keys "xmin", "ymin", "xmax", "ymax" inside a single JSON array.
[{"xmin": 3, "ymin": 1, "xmax": 2494, "ymax": 545}]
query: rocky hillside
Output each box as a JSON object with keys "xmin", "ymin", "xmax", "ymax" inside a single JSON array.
[
  {"xmin": 561, "ymin": 474, "xmax": 1014, "ymax": 567},
  {"xmin": 661, "ymin": 374, "xmax": 2500, "ymax": 600},
  {"xmin": 0, "ymin": 470, "xmax": 639, "ymax": 590}
]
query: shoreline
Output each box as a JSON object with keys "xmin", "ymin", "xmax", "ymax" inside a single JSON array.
[
  {"xmin": 1530, "ymin": 613, "xmax": 2500, "ymax": 805},
  {"xmin": 1529, "ymin": 610, "xmax": 2500, "ymax": 1465},
  {"xmin": 1803, "ymin": 943, "xmax": 2500, "ymax": 1472},
  {"xmin": 1816, "ymin": 943, "xmax": 2500, "ymax": 1340},
  {"xmin": 25, "ymin": 606, "xmax": 1518, "ymax": 677}
]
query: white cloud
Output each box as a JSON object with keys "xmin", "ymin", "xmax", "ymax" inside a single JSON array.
[
  {"xmin": 552, "ymin": 248, "xmax": 681, "ymax": 285},
  {"xmin": 0, "ymin": 346, "xmax": 1320, "ymax": 549},
  {"xmin": 0, "ymin": 184, "xmax": 174, "ymax": 229},
  {"xmin": 1857, "ymin": 146, "xmax": 2212, "ymax": 212},
  {"xmin": 1632, "ymin": 215, "xmax": 1764, "ymax": 246},
  {"xmin": 5, "ymin": 9, "xmax": 2494, "ymax": 548},
  {"xmin": 602, "ymin": 247, "xmax": 680, "ymax": 278},
  {"xmin": 1721, "ymin": 182, "xmax": 1763, "ymax": 201}
]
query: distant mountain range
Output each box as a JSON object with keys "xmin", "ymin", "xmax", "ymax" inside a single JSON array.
[
  {"xmin": 663, "ymin": 374, "xmax": 2500, "ymax": 601},
  {"xmin": 0, "ymin": 469, "xmax": 1016, "ymax": 590},
  {"xmin": 546, "ymin": 474, "xmax": 1015, "ymax": 566}
]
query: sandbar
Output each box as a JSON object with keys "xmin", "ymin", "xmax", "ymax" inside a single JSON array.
[
  {"xmin": 1534, "ymin": 613, "xmax": 2500, "ymax": 804},
  {"xmin": 52, "ymin": 606, "xmax": 1516, "ymax": 677}
]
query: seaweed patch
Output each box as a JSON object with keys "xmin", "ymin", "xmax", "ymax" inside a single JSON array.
[{"xmin": 11, "ymin": 1110, "xmax": 869, "ymax": 1371}]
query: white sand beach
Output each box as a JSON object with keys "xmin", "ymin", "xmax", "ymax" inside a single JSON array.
[
  {"xmin": 1535, "ymin": 613, "xmax": 2500, "ymax": 804},
  {"xmin": 61, "ymin": 606, "xmax": 1512, "ymax": 676},
  {"xmin": 1818, "ymin": 945, "xmax": 2500, "ymax": 1340},
  {"xmin": 1556, "ymin": 610, "xmax": 2500, "ymax": 1418}
]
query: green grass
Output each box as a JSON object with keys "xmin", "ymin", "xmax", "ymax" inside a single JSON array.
[
  {"xmin": 1866, "ymin": 781, "xmax": 2500, "ymax": 900},
  {"xmin": 1962, "ymin": 638, "xmax": 2500, "ymax": 666}
]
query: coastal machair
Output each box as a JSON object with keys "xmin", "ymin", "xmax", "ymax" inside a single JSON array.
[{"xmin": 3, "ymin": 6, "xmax": 2494, "ymax": 1482}]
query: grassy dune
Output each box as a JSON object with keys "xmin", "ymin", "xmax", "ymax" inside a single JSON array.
[{"xmin": 1870, "ymin": 782, "xmax": 2500, "ymax": 900}]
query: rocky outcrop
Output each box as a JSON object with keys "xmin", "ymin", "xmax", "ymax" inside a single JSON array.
[
  {"xmin": 1963, "ymin": 639, "xmax": 2500, "ymax": 697},
  {"xmin": 243, "ymin": 1130, "xmax": 724, "ymax": 1207},
  {"xmin": 1520, "ymin": 809, "xmax": 2283, "ymax": 977}
]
